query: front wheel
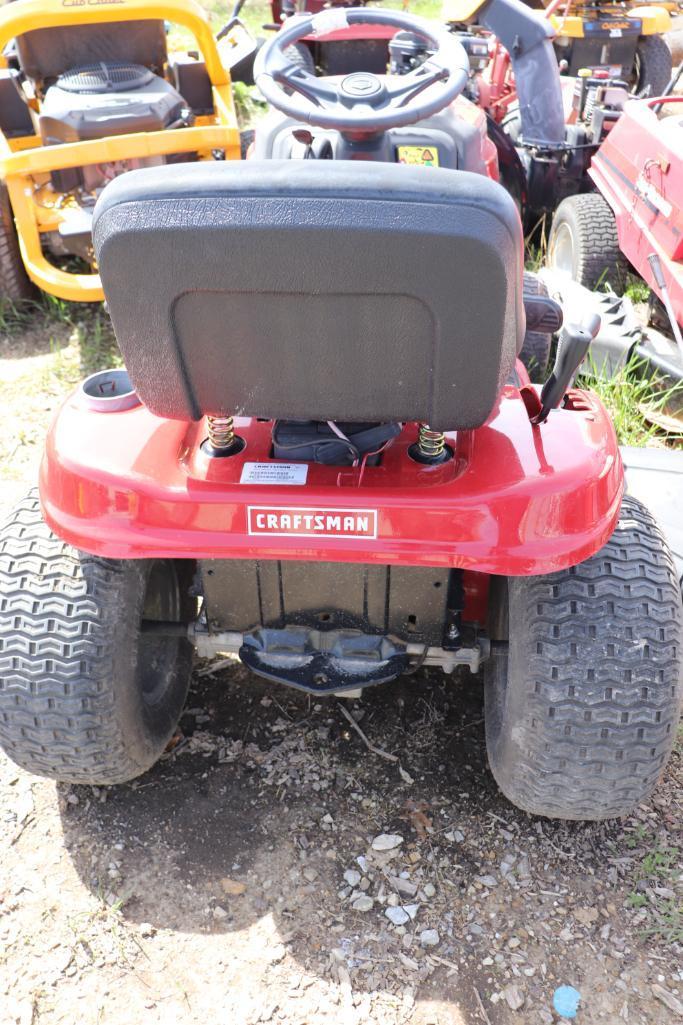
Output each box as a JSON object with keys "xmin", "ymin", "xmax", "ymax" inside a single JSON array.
[
  {"xmin": 0, "ymin": 491, "xmax": 196, "ymax": 784},
  {"xmin": 547, "ymin": 193, "xmax": 628, "ymax": 292},
  {"xmin": 484, "ymin": 496, "xmax": 683, "ymax": 820},
  {"xmin": 0, "ymin": 182, "xmax": 36, "ymax": 304}
]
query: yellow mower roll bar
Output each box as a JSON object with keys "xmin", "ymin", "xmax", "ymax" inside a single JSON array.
[{"xmin": 0, "ymin": 0, "xmax": 240, "ymax": 302}]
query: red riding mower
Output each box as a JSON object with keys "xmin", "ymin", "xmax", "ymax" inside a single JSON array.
[
  {"xmin": 263, "ymin": 0, "xmax": 398, "ymax": 76},
  {"xmin": 546, "ymin": 86, "xmax": 683, "ymax": 401},
  {"xmin": 1, "ymin": 6, "xmax": 681, "ymax": 821}
]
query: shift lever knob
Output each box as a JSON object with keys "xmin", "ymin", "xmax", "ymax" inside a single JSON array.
[{"xmin": 533, "ymin": 313, "xmax": 601, "ymax": 424}]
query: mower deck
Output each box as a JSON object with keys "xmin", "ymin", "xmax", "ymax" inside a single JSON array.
[
  {"xmin": 590, "ymin": 98, "xmax": 683, "ymax": 321},
  {"xmin": 40, "ymin": 373, "xmax": 623, "ymax": 574}
]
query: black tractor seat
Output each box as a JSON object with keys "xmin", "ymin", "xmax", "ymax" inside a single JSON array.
[{"xmin": 93, "ymin": 160, "xmax": 525, "ymax": 432}]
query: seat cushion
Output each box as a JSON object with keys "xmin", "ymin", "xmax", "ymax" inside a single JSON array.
[{"xmin": 93, "ymin": 160, "xmax": 525, "ymax": 431}]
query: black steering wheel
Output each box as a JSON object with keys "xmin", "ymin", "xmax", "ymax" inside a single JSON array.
[{"xmin": 254, "ymin": 8, "xmax": 470, "ymax": 132}]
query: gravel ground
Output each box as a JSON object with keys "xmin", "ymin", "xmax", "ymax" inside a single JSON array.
[{"xmin": 1, "ymin": 662, "xmax": 681, "ymax": 1025}]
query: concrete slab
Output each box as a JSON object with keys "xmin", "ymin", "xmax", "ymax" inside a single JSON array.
[{"xmin": 622, "ymin": 445, "xmax": 683, "ymax": 589}]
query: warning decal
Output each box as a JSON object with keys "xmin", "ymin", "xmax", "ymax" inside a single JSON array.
[
  {"xmin": 248, "ymin": 507, "xmax": 378, "ymax": 539},
  {"xmin": 397, "ymin": 146, "xmax": 440, "ymax": 167}
]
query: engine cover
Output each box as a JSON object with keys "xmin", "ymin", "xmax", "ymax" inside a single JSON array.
[{"xmin": 39, "ymin": 62, "xmax": 186, "ymax": 144}]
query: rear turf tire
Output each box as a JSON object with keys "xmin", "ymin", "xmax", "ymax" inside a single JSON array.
[
  {"xmin": 0, "ymin": 182, "xmax": 36, "ymax": 304},
  {"xmin": 634, "ymin": 35, "xmax": 672, "ymax": 97},
  {"xmin": 0, "ymin": 491, "xmax": 196, "ymax": 784},
  {"xmin": 548, "ymin": 193, "xmax": 628, "ymax": 292},
  {"xmin": 520, "ymin": 271, "xmax": 552, "ymax": 382},
  {"xmin": 484, "ymin": 496, "xmax": 683, "ymax": 820}
]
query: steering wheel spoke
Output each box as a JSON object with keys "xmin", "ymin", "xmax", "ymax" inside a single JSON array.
[
  {"xmin": 274, "ymin": 64, "xmax": 339, "ymax": 108},
  {"xmin": 386, "ymin": 61, "xmax": 450, "ymax": 108}
]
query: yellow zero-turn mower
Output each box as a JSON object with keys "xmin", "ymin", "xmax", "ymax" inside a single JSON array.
[
  {"xmin": 444, "ymin": 0, "xmax": 672, "ymax": 96},
  {"xmin": 0, "ymin": 0, "xmax": 251, "ymax": 303},
  {"xmin": 541, "ymin": 0, "xmax": 672, "ymax": 94}
]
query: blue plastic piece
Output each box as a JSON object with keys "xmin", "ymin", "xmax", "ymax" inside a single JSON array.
[{"xmin": 553, "ymin": 986, "xmax": 581, "ymax": 1019}]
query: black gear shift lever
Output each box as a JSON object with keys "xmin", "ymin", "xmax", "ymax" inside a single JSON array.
[{"xmin": 533, "ymin": 313, "xmax": 601, "ymax": 424}]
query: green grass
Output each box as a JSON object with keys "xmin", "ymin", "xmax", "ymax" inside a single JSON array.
[
  {"xmin": 624, "ymin": 819, "xmax": 683, "ymax": 945},
  {"xmin": 203, "ymin": 0, "xmax": 443, "ymax": 39},
  {"xmin": 171, "ymin": 0, "xmax": 443, "ymax": 52},
  {"xmin": 577, "ymin": 354, "xmax": 683, "ymax": 448},
  {"xmin": 624, "ymin": 276, "xmax": 651, "ymax": 305}
]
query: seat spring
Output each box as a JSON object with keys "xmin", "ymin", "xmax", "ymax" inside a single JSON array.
[
  {"xmin": 417, "ymin": 424, "xmax": 446, "ymax": 459},
  {"xmin": 207, "ymin": 415, "xmax": 235, "ymax": 450}
]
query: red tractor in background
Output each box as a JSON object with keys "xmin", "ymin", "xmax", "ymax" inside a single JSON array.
[
  {"xmin": 265, "ymin": 0, "xmax": 399, "ymax": 75},
  {"xmin": 546, "ymin": 91, "xmax": 683, "ymax": 393}
]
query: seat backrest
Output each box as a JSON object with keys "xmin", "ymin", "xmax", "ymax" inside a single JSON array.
[
  {"xmin": 16, "ymin": 21, "xmax": 167, "ymax": 84},
  {"xmin": 93, "ymin": 161, "xmax": 525, "ymax": 432}
]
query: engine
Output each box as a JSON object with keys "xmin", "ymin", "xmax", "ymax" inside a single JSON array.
[
  {"xmin": 39, "ymin": 62, "xmax": 188, "ymax": 146},
  {"xmin": 40, "ymin": 61, "xmax": 191, "ymax": 195},
  {"xmin": 39, "ymin": 62, "xmax": 192, "ymax": 261}
]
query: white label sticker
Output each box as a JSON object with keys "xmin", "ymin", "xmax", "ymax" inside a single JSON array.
[
  {"xmin": 311, "ymin": 8, "xmax": 349, "ymax": 34},
  {"xmin": 240, "ymin": 462, "xmax": 308, "ymax": 485}
]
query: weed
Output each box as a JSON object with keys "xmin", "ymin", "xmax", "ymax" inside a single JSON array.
[
  {"xmin": 625, "ymin": 823, "xmax": 649, "ymax": 849},
  {"xmin": 626, "ymin": 892, "xmax": 648, "ymax": 910},
  {"xmin": 624, "ymin": 824, "xmax": 682, "ymax": 946},
  {"xmin": 578, "ymin": 354, "xmax": 683, "ymax": 448},
  {"xmin": 233, "ymin": 80, "xmax": 268, "ymax": 129},
  {"xmin": 624, "ymin": 276, "xmax": 651, "ymax": 305},
  {"xmin": 641, "ymin": 898, "xmax": 683, "ymax": 945},
  {"xmin": 641, "ymin": 846, "xmax": 678, "ymax": 878}
]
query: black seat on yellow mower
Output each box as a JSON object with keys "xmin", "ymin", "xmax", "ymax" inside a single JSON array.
[
  {"xmin": 16, "ymin": 21, "xmax": 167, "ymax": 85},
  {"xmin": 93, "ymin": 161, "xmax": 525, "ymax": 432}
]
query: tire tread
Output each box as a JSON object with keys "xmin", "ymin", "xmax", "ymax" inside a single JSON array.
[
  {"xmin": 486, "ymin": 496, "xmax": 683, "ymax": 819},
  {"xmin": 0, "ymin": 491, "xmax": 188, "ymax": 784}
]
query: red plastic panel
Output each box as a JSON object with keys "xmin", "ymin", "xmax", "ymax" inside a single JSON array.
[
  {"xmin": 40, "ymin": 382, "xmax": 623, "ymax": 576},
  {"xmin": 590, "ymin": 98, "xmax": 683, "ymax": 320}
]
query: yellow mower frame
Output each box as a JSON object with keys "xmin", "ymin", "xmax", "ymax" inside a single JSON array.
[
  {"xmin": 0, "ymin": 0, "xmax": 241, "ymax": 302},
  {"xmin": 548, "ymin": 3, "xmax": 670, "ymax": 40}
]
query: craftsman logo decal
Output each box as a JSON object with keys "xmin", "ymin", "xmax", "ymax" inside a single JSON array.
[{"xmin": 248, "ymin": 507, "xmax": 378, "ymax": 539}]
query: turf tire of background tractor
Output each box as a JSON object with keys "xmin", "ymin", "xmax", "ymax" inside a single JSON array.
[
  {"xmin": 520, "ymin": 271, "xmax": 552, "ymax": 382},
  {"xmin": 0, "ymin": 491, "xmax": 196, "ymax": 785},
  {"xmin": 548, "ymin": 193, "xmax": 629, "ymax": 292},
  {"xmin": 484, "ymin": 495, "xmax": 683, "ymax": 821},
  {"xmin": 284, "ymin": 42, "xmax": 316, "ymax": 80},
  {"xmin": 634, "ymin": 34, "xmax": 672, "ymax": 97},
  {"xmin": 0, "ymin": 183, "xmax": 36, "ymax": 304}
]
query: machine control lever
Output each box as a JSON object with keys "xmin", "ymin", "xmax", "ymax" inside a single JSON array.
[{"xmin": 533, "ymin": 313, "xmax": 601, "ymax": 424}]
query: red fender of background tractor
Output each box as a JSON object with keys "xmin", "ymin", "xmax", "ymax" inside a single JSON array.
[
  {"xmin": 39, "ymin": 366, "xmax": 624, "ymax": 601},
  {"xmin": 268, "ymin": 0, "xmax": 398, "ymax": 42},
  {"xmin": 300, "ymin": 24, "xmax": 398, "ymax": 42},
  {"xmin": 590, "ymin": 97, "xmax": 683, "ymax": 326}
]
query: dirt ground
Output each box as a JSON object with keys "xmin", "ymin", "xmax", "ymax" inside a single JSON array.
[{"xmin": 1, "ymin": 663, "xmax": 682, "ymax": 1025}]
